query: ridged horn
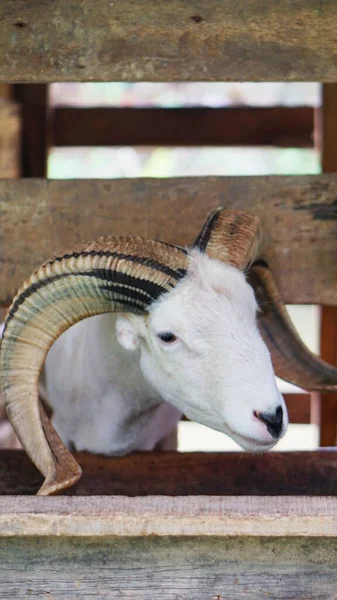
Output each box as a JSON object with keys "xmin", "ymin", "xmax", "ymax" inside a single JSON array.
[
  {"xmin": 194, "ymin": 207, "xmax": 337, "ymax": 392},
  {"xmin": 193, "ymin": 207, "xmax": 262, "ymax": 270},
  {"xmin": 247, "ymin": 261, "xmax": 337, "ymax": 391},
  {"xmin": 0, "ymin": 236, "xmax": 188, "ymax": 495}
]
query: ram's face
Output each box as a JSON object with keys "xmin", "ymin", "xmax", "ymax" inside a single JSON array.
[{"xmin": 116, "ymin": 252, "xmax": 288, "ymax": 452}]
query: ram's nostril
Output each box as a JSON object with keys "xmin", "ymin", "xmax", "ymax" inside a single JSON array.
[
  {"xmin": 254, "ymin": 405, "xmax": 283, "ymax": 439},
  {"xmin": 275, "ymin": 405, "xmax": 283, "ymax": 424}
]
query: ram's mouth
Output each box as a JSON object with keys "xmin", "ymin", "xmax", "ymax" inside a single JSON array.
[
  {"xmin": 183, "ymin": 411, "xmax": 281, "ymax": 452},
  {"xmin": 223, "ymin": 424, "xmax": 279, "ymax": 452},
  {"xmin": 234, "ymin": 433, "xmax": 277, "ymax": 452}
]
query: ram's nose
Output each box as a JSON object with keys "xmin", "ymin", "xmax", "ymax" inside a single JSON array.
[{"xmin": 254, "ymin": 405, "xmax": 283, "ymax": 439}]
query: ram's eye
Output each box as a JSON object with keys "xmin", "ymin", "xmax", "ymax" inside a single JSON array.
[{"xmin": 157, "ymin": 332, "xmax": 177, "ymax": 344}]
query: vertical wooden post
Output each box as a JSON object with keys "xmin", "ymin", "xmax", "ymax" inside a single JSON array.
[
  {"xmin": 11, "ymin": 84, "xmax": 49, "ymax": 177},
  {"xmin": 0, "ymin": 85, "xmax": 11, "ymax": 101},
  {"xmin": 0, "ymin": 85, "xmax": 20, "ymax": 432},
  {"xmin": 0, "ymin": 84, "xmax": 21, "ymax": 319},
  {"xmin": 0, "ymin": 87, "xmax": 20, "ymax": 179},
  {"xmin": 318, "ymin": 83, "xmax": 337, "ymax": 446}
]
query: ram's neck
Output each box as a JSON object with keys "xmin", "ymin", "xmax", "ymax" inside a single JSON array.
[
  {"xmin": 85, "ymin": 314, "xmax": 158, "ymax": 404},
  {"xmin": 43, "ymin": 313, "xmax": 181, "ymax": 454}
]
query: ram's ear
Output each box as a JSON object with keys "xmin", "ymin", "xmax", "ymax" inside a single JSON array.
[{"xmin": 116, "ymin": 315, "xmax": 141, "ymax": 351}]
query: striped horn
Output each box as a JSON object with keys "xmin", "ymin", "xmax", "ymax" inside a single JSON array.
[
  {"xmin": 193, "ymin": 207, "xmax": 262, "ymax": 270},
  {"xmin": 194, "ymin": 208, "xmax": 337, "ymax": 392},
  {"xmin": 0, "ymin": 236, "xmax": 188, "ymax": 495}
]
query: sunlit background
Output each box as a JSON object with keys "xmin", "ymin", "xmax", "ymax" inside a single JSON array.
[{"xmin": 48, "ymin": 81, "xmax": 321, "ymax": 452}]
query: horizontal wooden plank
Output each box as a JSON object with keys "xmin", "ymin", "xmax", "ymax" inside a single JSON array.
[
  {"xmin": 1, "ymin": 537, "xmax": 337, "ymax": 600},
  {"xmin": 0, "ymin": 539, "xmax": 336, "ymax": 600},
  {"xmin": 1, "ymin": 175, "xmax": 337, "ymax": 305},
  {"xmin": 53, "ymin": 107, "xmax": 314, "ymax": 148},
  {"xmin": 0, "ymin": 1, "xmax": 336, "ymax": 82},
  {"xmin": 1, "ymin": 450, "xmax": 337, "ymax": 496},
  {"xmin": 1, "ymin": 494, "xmax": 337, "ymax": 537}
]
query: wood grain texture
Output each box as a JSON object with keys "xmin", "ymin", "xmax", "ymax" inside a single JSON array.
[
  {"xmin": 1, "ymin": 450, "xmax": 337, "ymax": 497},
  {"xmin": 53, "ymin": 106, "xmax": 314, "ymax": 147},
  {"xmin": 0, "ymin": 1, "xmax": 337, "ymax": 82},
  {"xmin": 1, "ymin": 175, "xmax": 337, "ymax": 306},
  {"xmin": 1, "ymin": 536, "xmax": 337, "ymax": 599},
  {"xmin": 0, "ymin": 101, "xmax": 20, "ymax": 178},
  {"xmin": 2, "ymin": 495, "xmax": 337, "ymax": 537}
]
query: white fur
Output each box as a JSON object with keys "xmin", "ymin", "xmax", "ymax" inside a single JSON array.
[{"xmin": 43, "ymin": 250, "xmax": 288, "ymax": 454}]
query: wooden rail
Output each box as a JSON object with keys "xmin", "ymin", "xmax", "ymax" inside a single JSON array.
[
  {"xmin": 53, "ymin": 106, "xmax": 314, "ymax": 148},
  {"xmin": 0, "ymin": 450, "xmax": 336, "ymax": 496},
  {"xmin": 1, "ymin": 495, "xmax": 337, "ymax": 537},
  {"xmin": 1, "ymin": 529, "xmax": 337, "ymax": 598},
  {"xmin": 0, "ymin": 1, "xmax": 336, "ymax": 82},
  {"xmin": 0, "ymin": 175, "xmax": 336, "ymax": 306},
  {"xmin": 1, "ymin": 450, "xmax": 337, "ymax": 597}
]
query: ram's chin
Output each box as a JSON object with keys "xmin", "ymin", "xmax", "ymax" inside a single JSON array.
[{"xmin": 226, "ymin": 429, "xmax": 278, "ymax": 453}]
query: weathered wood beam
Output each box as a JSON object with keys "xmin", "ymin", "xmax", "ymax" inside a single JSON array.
[
  {"xmin": 0, "ymin": 450, "xmax": 336, "ymax": 496},
  {"xmin": 0, "ymin": 1, "xmax": 336, "ymax": 82},
  {"xmin": 53, "ymin": 107, "xmax": 314, "ymax": 148},
  {"xmin": 0, "ymin": 493, "xmax": 337, "ymax": 536},
  {"xmin": 1, "ymin": 535, "xmax": 337, "ymax": 599},
  {"xmin": 0, "ymin": 175, "xmax": 336, "ymax": 306}
]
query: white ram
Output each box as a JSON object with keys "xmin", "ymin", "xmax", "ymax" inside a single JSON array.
[
  {"xmin": 44, "ymin": 250, "xmax": 287, "ymax": 456},
  {"xmin": 2, "ymin": 208, "xmax": 336, "ymax": 495}
]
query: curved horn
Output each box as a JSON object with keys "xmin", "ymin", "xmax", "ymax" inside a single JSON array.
[
  {"xmin": 247, "ymin": 261, "xmax": 337, "ymax": 391},
  {"xmin": 193, "ymin": 207, "xmax": 262, "ymax": 270},
  {"xmin": 194, "ymin": 207, "xmax": 337, "ymax": 392},
  {"xmin": 0, "ymin": 236, "xmax": 188, "ymax": 495}
]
